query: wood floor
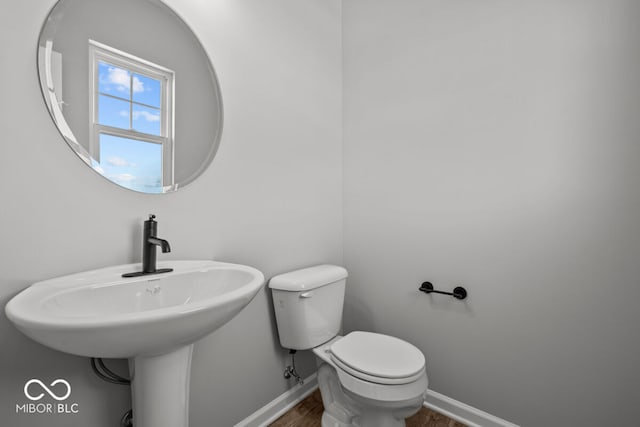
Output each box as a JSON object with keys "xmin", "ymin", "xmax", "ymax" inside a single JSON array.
[{"xmin": 269, "ymin": 389, "xmax": 466, "ymax": 427}]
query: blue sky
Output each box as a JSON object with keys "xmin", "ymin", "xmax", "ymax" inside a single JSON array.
[
  {"xmin": 94, "ymin": 134, "xmax": 163, "ymax": 193},
  {"xmin": 95, "ymin": 62, "xmax": 164, "ymax": 192},
  {"xmin": 97, "ymin": 61, "xmax": 162, "ymax": 135}
]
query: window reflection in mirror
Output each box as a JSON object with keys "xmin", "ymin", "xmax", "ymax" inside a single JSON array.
[
  {"xmin": 89, "ymin": 41, "xmax": 174, "ymax": 193},
  {"xmin": 93, "ymin": 135, "xmax": 163, "ymax": 193}
]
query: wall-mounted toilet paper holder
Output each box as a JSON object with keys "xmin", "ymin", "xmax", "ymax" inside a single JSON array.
[{"xmin": 419, "ymin": 282, "xmax": 467, "ymax": 300}]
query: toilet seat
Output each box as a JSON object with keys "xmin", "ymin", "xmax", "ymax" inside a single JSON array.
[
  {"xmin": 314, "ymin": 334, "xmax": 428, "ymax": 404},
  {"xmin": 329, "ymin": 331, "xmax": 425, "ymax": 385}
]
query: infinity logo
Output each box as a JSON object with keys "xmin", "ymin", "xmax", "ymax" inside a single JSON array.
[{"xmin": 24, "ymin": 379, "xmax": 71, "ymax": 401}]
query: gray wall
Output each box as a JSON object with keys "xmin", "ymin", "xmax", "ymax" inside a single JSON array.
[
  {"xmin": 343, "ymin": 0, "xmax": 640, "ymax": 426},
  {"xmin": 0, "ymin": 0, "xmax": 341, "ymax": 426}
]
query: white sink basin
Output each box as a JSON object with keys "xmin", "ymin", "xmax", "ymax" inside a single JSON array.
[
  {"xmin": 6, "ymin": 260, "xmax": 264, "ymax": 358},
  {"xmin": 5, "ymin": 260, "xmax": 264, "ymax": 427}
]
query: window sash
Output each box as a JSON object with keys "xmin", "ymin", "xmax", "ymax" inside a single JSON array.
[{"xmin": 88, "ymin": 40, "xmax": 175, "ymax": 190}]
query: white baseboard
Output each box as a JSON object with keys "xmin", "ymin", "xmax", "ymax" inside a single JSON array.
[
  {"xmin": 234, "ymin": 373, "xmax": 319, "ymax": 427},
  {"xmin": 235, "ymin": 375, "xmax": 519, "ymax": 427},
  {"xmin": 425, "ymin": 389, "xmax": 519, "ymax": 427}
]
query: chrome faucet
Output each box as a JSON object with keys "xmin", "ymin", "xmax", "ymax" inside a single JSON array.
[{"xmin": 123, "ymin": 214, "xmax": 173, "ymax": 278}]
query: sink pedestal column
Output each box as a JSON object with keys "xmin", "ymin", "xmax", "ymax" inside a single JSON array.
[{"xmin": 129, "ymin": 344, "xmax": 194, "ymax": 427}]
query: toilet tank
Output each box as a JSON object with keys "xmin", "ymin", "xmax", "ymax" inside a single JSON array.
[{"xmin": 269, "ymin": 265, "xmax": 348, "ymax": 350}]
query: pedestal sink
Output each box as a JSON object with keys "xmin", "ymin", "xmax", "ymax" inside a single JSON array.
[{"xmin": 5, "ymin": 260, "xmax": 264, "ymax": 427}]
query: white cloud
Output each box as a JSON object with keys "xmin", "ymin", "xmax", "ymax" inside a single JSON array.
[
  {"xmin": 110, "ymin": 173, "xmax": 136, "ymax": 182},
  {"xmin": 107, "ymin": 156, "xmax": 135, "ymax": 167},
  {"xmin": 132, "ymin": 76, "xmax": 144, "ymax": 93},
  {"xmin": 132, "ymin": 110, "xmax": 160, "ymax": 122},
  {"xmin": 101, "ymin": 67, "xmax": 145, "ymax": 93},
  {"xmin": 105, "ymin": 67, "xmax": 130, "ymax": 93}
]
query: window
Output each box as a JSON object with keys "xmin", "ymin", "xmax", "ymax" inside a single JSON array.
[{"xmin": 89, "ymin": 40, "xmax": 174, "ymax": 193}]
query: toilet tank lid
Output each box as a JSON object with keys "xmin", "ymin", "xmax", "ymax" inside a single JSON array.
[{"xmin": 269, "ymin": 265, "xmax": 348, "ymax": 291}]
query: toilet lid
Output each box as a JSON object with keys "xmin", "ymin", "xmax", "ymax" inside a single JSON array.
[{"xmin": 329, "ymin": 331, "xmax": 425, "ymax": 384}]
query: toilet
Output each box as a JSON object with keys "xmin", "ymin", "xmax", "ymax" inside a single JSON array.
[{"xmin": 269, "ymin": 265, "xmax": 428, "ymax": 427}]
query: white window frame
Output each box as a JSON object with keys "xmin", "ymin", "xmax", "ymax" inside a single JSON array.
[{"xmin": 89, "ymin": 39, "xmax": 175, "ymax": 189}]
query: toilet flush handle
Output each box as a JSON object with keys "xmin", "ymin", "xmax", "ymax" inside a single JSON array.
[{"xmin": 299, "ymin": 291, "xmax": 314, "ymax": 298}]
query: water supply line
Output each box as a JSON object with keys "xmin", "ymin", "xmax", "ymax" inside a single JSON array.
[
  {"xmin": 90, "ymin": 358, "xmax": 130, "ymax": 385},
  {"xmin": 90, "ymin": 358, "xmax": 133, "ymax": 427},
  {"xmin": 283, "ymin": 350, "xmax": 304, "ymax": 385}
]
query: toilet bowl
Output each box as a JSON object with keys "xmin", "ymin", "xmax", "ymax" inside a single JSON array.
[
  {"xmin": 313, "ymin": 333, "xmax": 427, "ymax": 427},
  {"xmin": 269, "ymin": 265, "xmax": 429, "ymax": 427}
]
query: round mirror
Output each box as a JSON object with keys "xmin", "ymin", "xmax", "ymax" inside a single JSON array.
[{"xmin": 38, "ymin": 0, "xmax": 223, "ymax": 193}]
